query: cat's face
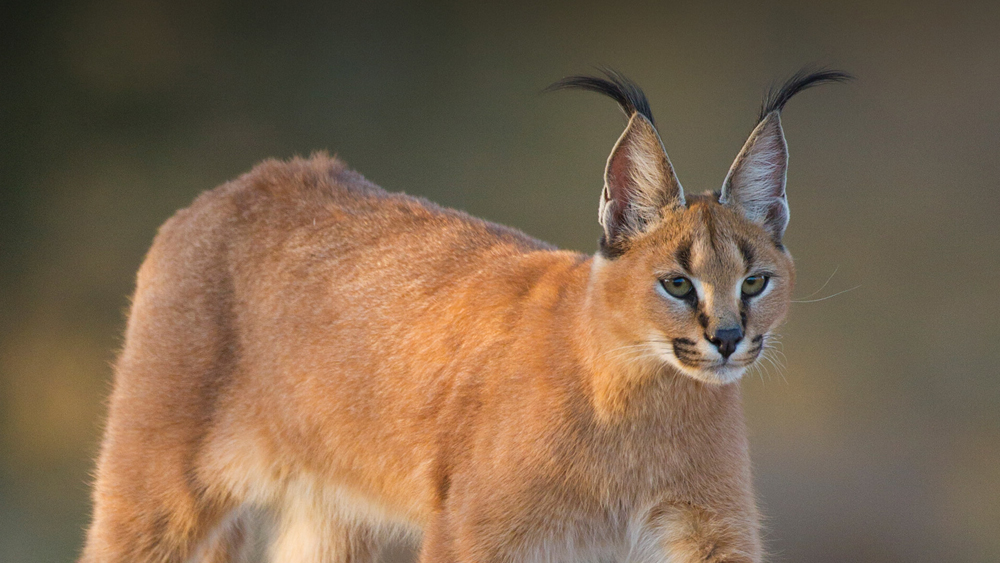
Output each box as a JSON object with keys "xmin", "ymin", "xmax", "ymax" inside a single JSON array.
[
  {"xmin": 596, "ymin": 195, "xmax": 794, "ymax": 385},
  {"xmin": 554, "ymin": 69, "xmax": 845, "ymax": 385},
  {"xmin": 584, "ymin": 91, "xmax": 797, "ymax": 385}
]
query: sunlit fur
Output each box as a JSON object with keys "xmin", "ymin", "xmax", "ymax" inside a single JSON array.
[
  {"xmin": 81, "ymin": 68, "xmax": 843, "ymax": 563},
  {"xmin": 79, "ymin": 154, "xmax": 794, "ymax": 563}
]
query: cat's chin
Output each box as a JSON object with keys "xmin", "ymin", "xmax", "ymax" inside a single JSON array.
[{"xmin": 671, "ymin": 360, "xmax": 747, "ymax": 385}]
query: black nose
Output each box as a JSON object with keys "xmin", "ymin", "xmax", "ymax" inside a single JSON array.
[{"xmin": 708, "ymin": 328, "xmax": 743, "ymax": 359}]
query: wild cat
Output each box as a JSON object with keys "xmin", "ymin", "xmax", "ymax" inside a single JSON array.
[{"xmin": 81, "ymin": 69, "xmax": 848, "ymax": 563}]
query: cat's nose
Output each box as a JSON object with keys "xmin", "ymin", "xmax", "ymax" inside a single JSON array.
[{"xmin": 707, "ymin": 327, "xmax": 743, "ymax": 359}]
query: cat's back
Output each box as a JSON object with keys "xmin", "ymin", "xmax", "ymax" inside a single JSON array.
[
  {"xmin": 134, "ymin": 152, "xmax": 562, "ymax": 361},
  {"xmin": 114, "ymin": 154, "xmax": 566, "ymax": 487},
  {"xmin": 156, "ymin": 153, "xmax": 554, "ymax": 280}
]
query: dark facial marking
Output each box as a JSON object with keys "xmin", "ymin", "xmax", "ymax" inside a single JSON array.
[
  {"xmin": 703, "ymin": 207, "xmax": 719, "ymax": 252},
  {"xmin": 673, "ymin": 339, "xmax": 710, "ymax": 367},
  {"xmin": 437, "ymin": 473, "xmax": 451, "ymax": 503},
  {"xmin": 738, "ymin": 239, "xmax": 755, "ymax": 270},
  {"xmin": 676, "ymin": 241, "xmax": 692, "ymax": 273}
]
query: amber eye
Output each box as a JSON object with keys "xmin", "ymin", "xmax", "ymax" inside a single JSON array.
[
  {"xmin": 741, "ymin": 275, "xmax": 770, "ymax": 297},
  {"xmin": 661, "ymin": 276, "xmax": 694, "ymax": 299}
]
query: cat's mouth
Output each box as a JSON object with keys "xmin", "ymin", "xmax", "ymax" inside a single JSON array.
[{"xmin": 669, "ymin": 335, "xmax": 765, "ymax": 384}]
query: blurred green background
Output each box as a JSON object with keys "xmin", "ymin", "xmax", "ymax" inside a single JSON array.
[{"xmin": 2, "ymin": 0, "xmax": 999, "ymax": 561}]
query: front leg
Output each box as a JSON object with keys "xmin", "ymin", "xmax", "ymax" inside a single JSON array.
[{"xmin": 641, "ymin": 501, "xmax": 761, "ymax": 563}]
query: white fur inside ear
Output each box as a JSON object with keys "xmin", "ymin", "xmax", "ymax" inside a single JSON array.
[
  {"xmin": 600, "ymin": 114, "xmax": 685, "ymax": 242},
  {"xmin": 627, "ymin": 138, "xmax": 685, "ymax": 220},
  {"xmin": 720, "ymin": 113, "xmax": 789, "ymax": 237}
]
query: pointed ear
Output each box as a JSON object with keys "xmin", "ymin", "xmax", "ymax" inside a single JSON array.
[
  {"xmin": 720, "ymin": 112, "xmax": 789, "ymax": 241},
  {"xmin": 600, "ymin": 113, "xmax": 685, "ymax": 254}
]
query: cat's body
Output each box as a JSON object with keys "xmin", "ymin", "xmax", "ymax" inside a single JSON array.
[{"xmin": 81, "ymin": 70, "xmax": 847, "ymax": 563}]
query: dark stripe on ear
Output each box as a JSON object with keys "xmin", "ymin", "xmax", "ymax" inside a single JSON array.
[
  {"xmin": 738, "ymin": 239, "xmax": 755, "ymax": 269},
  {"xmin": 599, "ymin": 235, "xmax": 629, "ymax": 259},
  {"xmin": 676, "ymin": 241, "xmax": 692, "ymax": 272}
]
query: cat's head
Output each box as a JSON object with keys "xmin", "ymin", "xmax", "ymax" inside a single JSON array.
[{"xmin": 552, "ymin": 69, "xmax": 849, "ymax": 385}]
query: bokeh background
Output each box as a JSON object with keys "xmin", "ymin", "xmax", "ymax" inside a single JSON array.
[{"xmin": 3, "ymin": 1, "xmax": 999, "ymax": 561}]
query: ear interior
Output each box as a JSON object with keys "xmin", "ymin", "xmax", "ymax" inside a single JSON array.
[
  {"xmin": 720, "ymin": 112, "xmax": 789, "ymax": 241},
  {"xmin": 600, "ymin": 114, "xmax": 684, "ymax": 252}
]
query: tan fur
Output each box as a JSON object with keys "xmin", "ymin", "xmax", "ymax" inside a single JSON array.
[{"xmin": 81, "ymin": 148, "xmax": 794, "ymax": 563}]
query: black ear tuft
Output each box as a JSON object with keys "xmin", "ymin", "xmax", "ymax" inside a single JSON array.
[
  {"xmin": 545, "ymin": 68, "xmax": 655, "ymax": 125},
  {"xmin": 758, "ymin": 68, "xmax": 853, "ymax": 122},
  {"xmin": 548, "ymin": 68, "xmax": 684, "ymax": 256}
]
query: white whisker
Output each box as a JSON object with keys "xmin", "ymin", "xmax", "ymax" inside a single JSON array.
[
  {"xmin": 761, "ymin": 348, "xmax": 787, "ymax": 383},
  {"xmin": 796, "ymin": 266, "xmax": 839, "ymax": 300},
  {"xmin": 791, "ymin": 284, "xmax": 861, "ymax": 303}
]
